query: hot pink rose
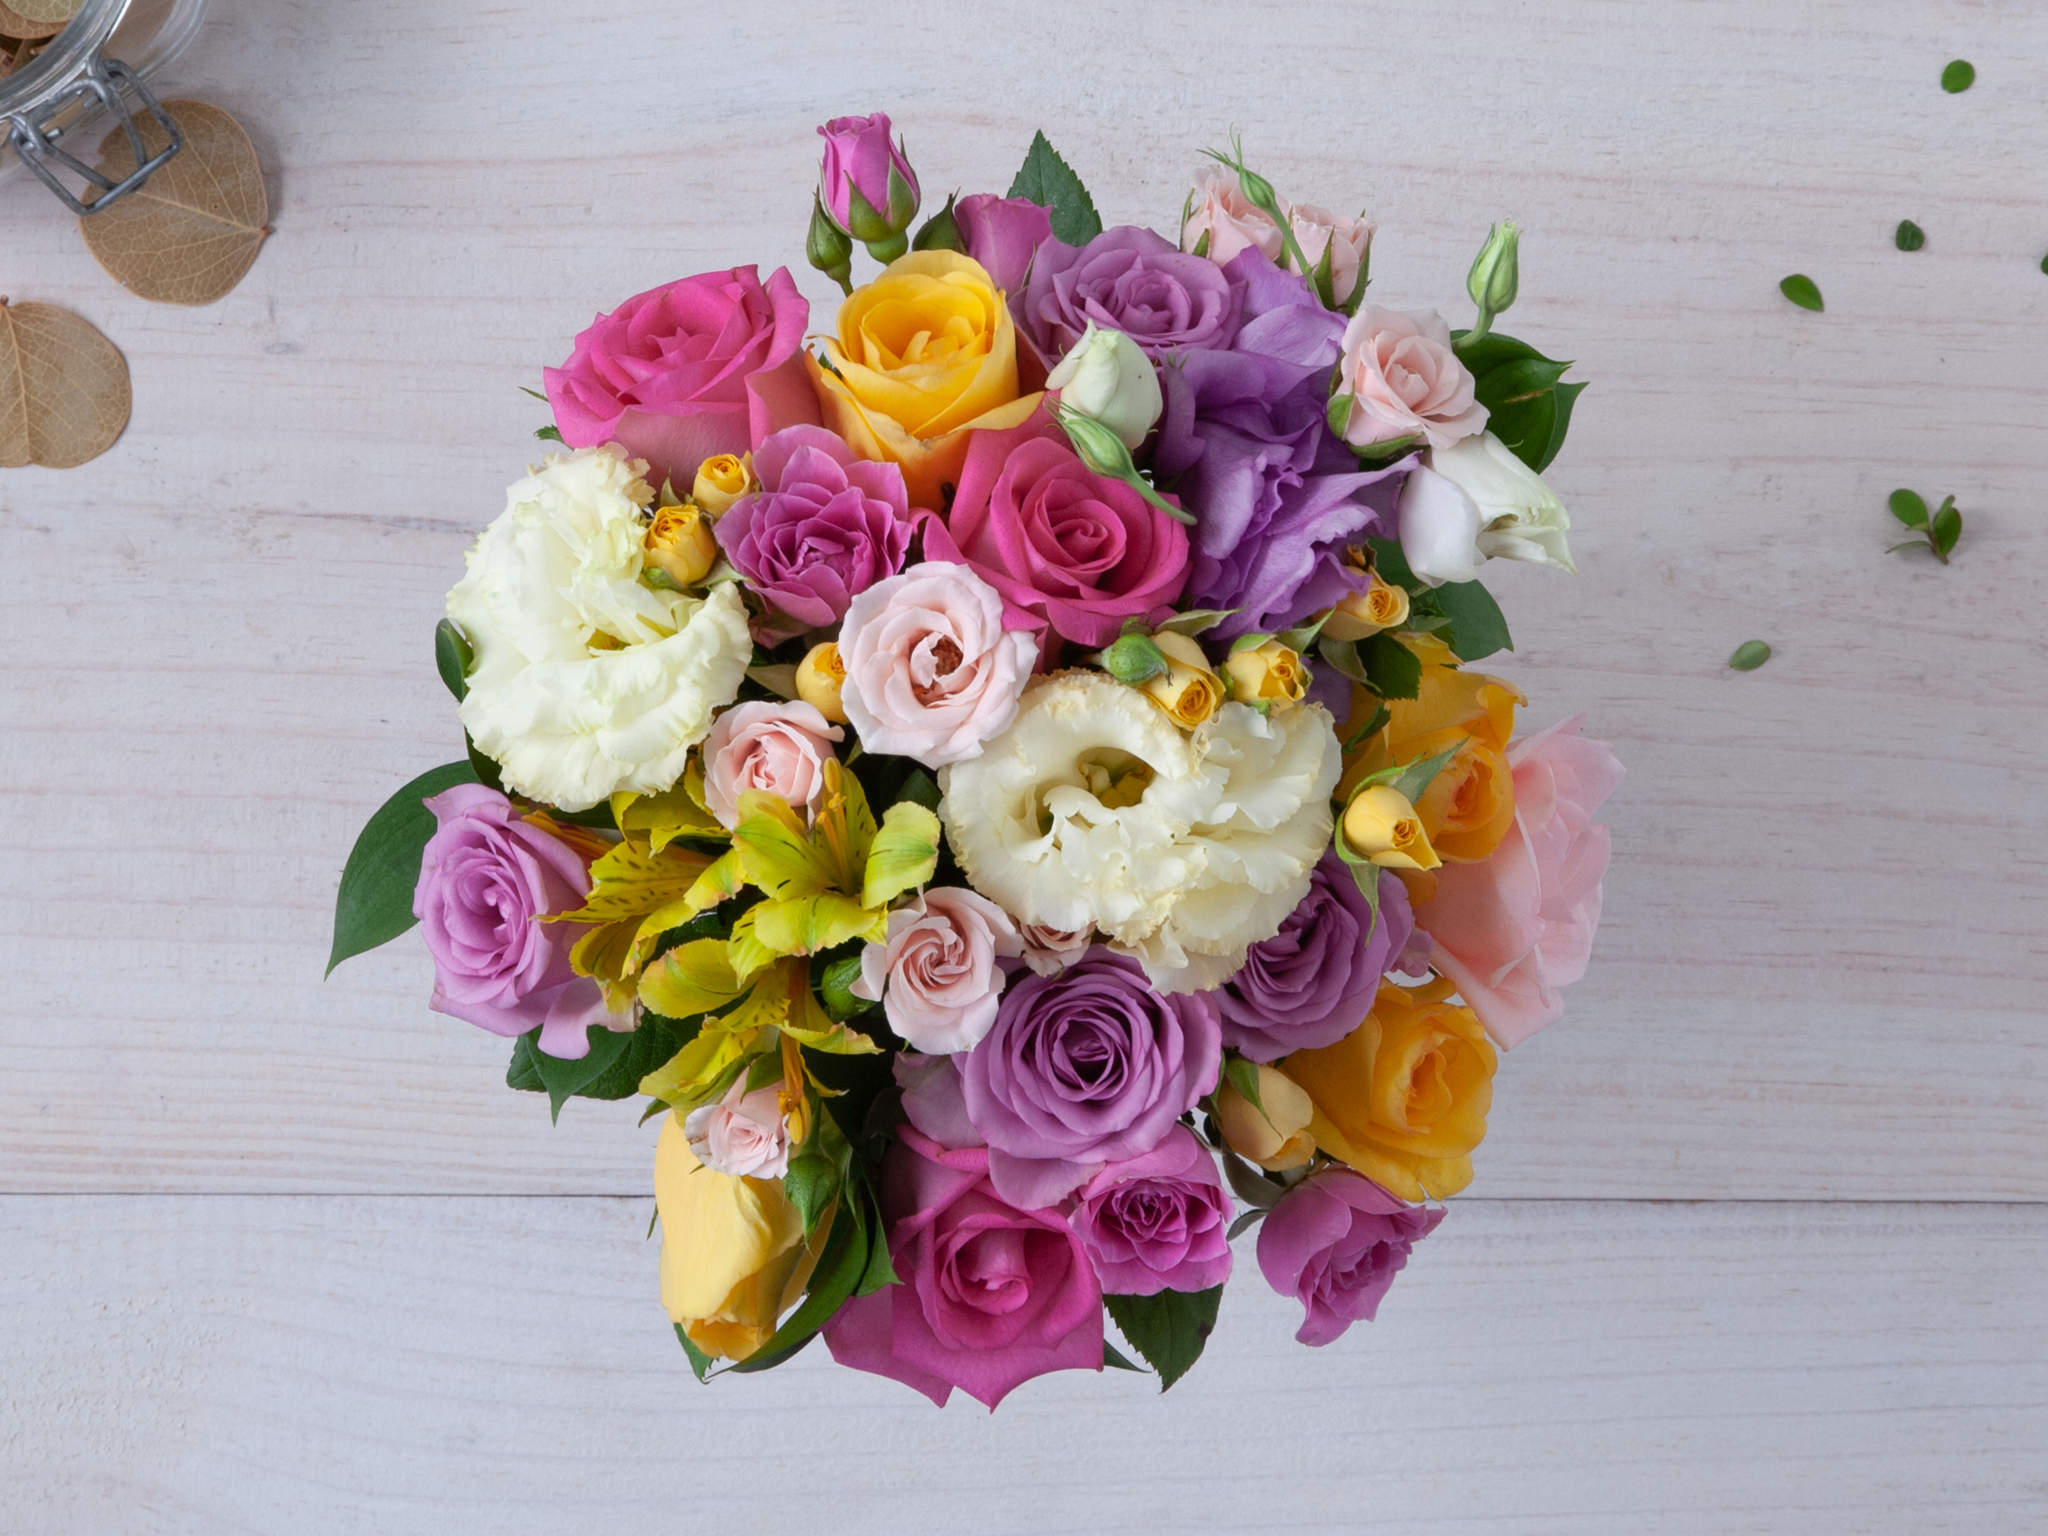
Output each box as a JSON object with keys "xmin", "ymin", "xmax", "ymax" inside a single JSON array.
[
  {"xmin": 1181, "ymin": 166, "xmax": 1283, "ymax": 266},
  {"xmin": 1257, "ymin": 1169, "xmax": 1443, "ymax": 1345},
  {"xmin": 1287, "ymin": 202, "xmax": 1374, "ymax": 304},
  {"xmin": 956, "ymin": 193, "xmax": 1053, "ymax": 295},
  {"xmin": 816, "ymin": 113, "xmax": 918, "ymax": 240},
  {"xmin": 698, "ymin": 700, "xmax": 843, "ymax": 830},
  {"xmin": 543, "ymin": 265, "xmax": 820, "ymax": 489},
  {"xmin": 853, "ymin": 886, "xmax": 1023, "ymax": 1054},
  {"xmin": 920, "ymin": 420, "xmax": 1189, "ymax": 648},
  {"xmin": 1411, "ymin": 717, "xmax": 1622, "ymax": 1049},
  {"xmin": 1071, "ymin": 1126, "xmax": 1233, "ymax": 1296},
  {"xmin": 1335, "ymin": 304, "xmax": 1488, "ymax": 453},
  {"xmin": 823, "ymin": 1124, "xmax": 1104, "ymax": 1409},
  {"xmin": 837, "ymin": 561, "xmax": 1038, "ymax": 767}
]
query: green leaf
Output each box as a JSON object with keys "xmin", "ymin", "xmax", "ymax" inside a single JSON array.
[
  {"xmin": 534, "ymin": 424, "xmax": 565, "ymax": 444},
  {"xmin": 1779, "ymin": 274, "xmax": 1823, "ymax": 312},
  {"xmin": 327, "ymin": 761, "xmax": 479, "ymax": 975},
  {"xmin": 1389, "ymin": 738, "xmax": 1467, "ymax": 806},
  {"xmin": 1728, "ymin": 639, "xmax": 1772, "ymax": 671},
  {"xmin": 674, "ymin": 1323, "xmax": 716, "ymax": 1382},
  {"xmin": 784, "ymin": 1151, "xmax": 840, "ymax": 1238},
  {"xmin": 726, "ymin": 1201, "xmax": 871, "ymax": 1375},
  {"xmin": 1104, "ymin": 1286, "xmax": 1224, "ymax": 1392},
  {"xmin": 816, "ymin": 952, "xmax": 874, "ymax": 1021},
  {"xmin": 1358, "ymin": 633, "xmax": 1422, "ymax": 700},
  {"xmin": 508, "ymin": 1016, "xmax": 694, "ymax": 1123},
  {"xmin": 1153, "ymin": 608, "xmax": 1238, "ymax": 638},
  {"xmin": 1102, "ymin": 1337, "xmax": 1147, "ymax": 1373},
  {"xmin": 1226, "ymin": 1209, "xmax": 1267, "ymax": 1242},
  {"xmin": 1894, "ymin": 220, "xmax": 1926, "ymax": 252},
  {"xmin": 1219, "ymin": 1054, "xmax": 1263, "ymax": 1112},
  {"xmin": 1462, "ymin": 333, "xmax": 1585, "ymax": 472},
  {"xmin": 1316, "ymin": 636, "xmax": 1368, "ymax": 686},
  {"xmin": 1219, "ymin": 1149, "xmax": 1286, "ymax": 1211},
  {"xmin": 1476, "ymin": 355, "xmax": 1570, "ymax": 403},
  {"xmin": 434, "ymin": 619, "xmax": 472, "ymax": 702},
  {"xmin": 1489, "ymin": 377, "xmax": 1585, "ymax": 474},
  {"xmin": 1366, "ymin": 536, "xmax": 1418, "ymax": 589},
  {"xmin": 519, "ymin": 385, "xmax": 548, "ymax": 402},
  {"xmin": 1940, "ymin": 58, "xmax": 1975, "ymax": 93},
  {"xmin": 1433, "ymin": 579, "xmax": 1513, "ymax": 660},
  {"xmin": 1888, "ymin": 488, "xmax": 1929, "ymax": 528},
  {"xmin": 1005, "ymin": 130, "xmax": 1103, "ymax": 246},
  {"xmin": 1931, "ymin": 498, "xmax": 1962, "ymax": 559},
  {"xmin": 894, "ymin": 768, "xmax": 942, "ymax": 814}
]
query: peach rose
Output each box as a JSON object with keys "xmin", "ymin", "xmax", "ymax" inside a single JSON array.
[
  {"xmin": 854, "ymin": 886, "xmax": 1024, "ymax": 1053},
  {"xmin": 1180, "ymin": 166, "xmax": 1284, "ymax": 266},
  {"xmin": 699, "ymin": 700, "xmax": 843, "ymax": 829},
  {"xmin": 1335, "ymin": 305, "xmax": 1488, "ymax": 452},
  {"xmin": 1287, "ymin": 201, "xmax": 1374, "ymax": 304}
]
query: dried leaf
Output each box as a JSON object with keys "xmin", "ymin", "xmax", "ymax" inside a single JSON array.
[
  {"xmin": 0, "ymin": 0, "xmax": 75, "ymax": 33},
  {"xmin": 80, "ymin": 100, "xmax": 270, "ymax": 306},
  {"xmin": 0, "ymin": 298, "xmax": 132, "ymax": 469}
]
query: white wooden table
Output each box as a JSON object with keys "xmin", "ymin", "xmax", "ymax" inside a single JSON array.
[{"xmin": 3, "ymin": 1, "xmax": 2044, "ymax": 1530}]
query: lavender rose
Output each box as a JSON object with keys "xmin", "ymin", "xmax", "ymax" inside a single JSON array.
[
  {"xmin": 959, "ymin": 949, "xmax": 1222, "ymax": 1208},
  {"xmin": 1257, "ymin": 1169, "xmax": 1444, "ymax": 1345},
  {"xmin": 1071, "ymin": 1126, "xmax": 1233, "ymax": 1296},
  {"xmin": 1157, "ymin": 251, "xmax": 1411, "ymax": 638},
  {"xmin": 714, "ymin": 425, "xmax": 915, "ymax": 642},
  {"xmin": 411, "ymin": 783, "xmax": 626, "ymax": 1058},
  {"xmin": 1217, "ymin": 848, "xmax": 1413, "ymax": 1062},
  {"xmin": 1017, "ymin": 225, "xmax": 1243, "ymax": 365}
]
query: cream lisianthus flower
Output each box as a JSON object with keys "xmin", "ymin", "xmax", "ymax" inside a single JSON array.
[
  {"xmin": 448, "ymin": 445, "xmax": 752, "ymax": 811},
  {"xmin": 939, "ymin": 672, "xmax": 1340, "ymax": 993}
]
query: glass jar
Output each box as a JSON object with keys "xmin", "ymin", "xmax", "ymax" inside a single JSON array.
[{"xmin": 1, "ymin": 0, "xmax": 209, "ymax": 212}]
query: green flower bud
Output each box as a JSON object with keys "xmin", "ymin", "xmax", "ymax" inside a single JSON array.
[
  {"xmin": 1096, "ymin": 632, "xmax": 1170, "ymax": 686},
  {"xmin": 1466, "ymin": 220, "xmax": 1520, "ymax": 320},
  {"xmin": 912, "ymin": 193, "xmax": 964, "ymax": 253},
  {"xmin": 806, "ymin": 194, "xmax": 853, "ymax": 294}
]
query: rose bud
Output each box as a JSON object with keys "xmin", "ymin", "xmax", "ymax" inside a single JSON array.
[
  {"xmin": 691, "ymin": 452, "xmax": 755, "ymax": 516},
  {"xmin": 1045, "ymin": 321, "xmax": 1163, "ymax": 451},
  {"xmin": 644, "ymin": 505, "xmax": 719, "ymax": 587},
  {"xmin": 795, "ymin": 640, "xmax": 850, "ymax": 723},
  {"xmin": 1321, "ymin": 572, "xmax": 1411, "ymax": 641},
  {"xmin": 1215, "ymin": 1063, "xmax": 1316, "ymax": 1172},
  {"xmin": 816, "ymin": 112, "xmax": 920, "ymax": 259},
  {"xmin": 1140, "ymin": 630, "xmax": 1223, "ymax": 731},
  {"xmin": 1465, "ymin": 220, "xmax": 1520, "ymax": 332},
  {"xmin": 1223, "ymin": 637, "xmax": 1308, "ymax": 710},
  {"xmin": 1342, "ymin": 784, "xmax": 1441, "ymax": 871}
]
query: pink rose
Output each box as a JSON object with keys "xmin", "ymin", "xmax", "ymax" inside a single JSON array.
[
  {"xmin": 853, "ymin": 886, "xmax": 1023, "ymax": 1054},
  {"xmin": 956, "ymin": 193, "xmax": 1053, "ymax": 295},
  {"xmin": 1020, "ymin": 920, "xmax": 1093, "ymax": 976},
  {"xmin": 1411, "ymin": 717, "xmax": 1622, "ymax": 1048},
  {"xmin": 1335, "ymin": 304, "xmax": 1488, "ymax": 452},
  {"xmin": 823, "ymin": 1124, "xmax": 1104, "ymax": 1408},
  {"xmin": 1071, "ymin": 1126, "xmax": 1233, "ymax": 1296},
  {"xmin": 1256, "ymin": 1169, "xmax": 1443, "ymax": 1345},
  {"xmin": 817, "ymin": 113, "xmax": 919, "ymax": 240},
  {"xmin": 837, "ymin": 561, "xmax": 1038, "ymax": 767},
  {"xmin": 543, "ymin": 265, "xmax": 820, "ymax": 490},
  {"xmin": 1287, "ymin": 201, "xmax": 1374, "ymax": 304},
  {"xmin": 699, "ymin": 700, "xmax": 843, "ymax": 830},
  {"xmin": 1180, "ymin": 166, "xmax": 1283, "ymax": 266},
  {"xmin": 682, "ymin": 1077, "xmax": 790, "ymax": 1178},
  {"xmin": 920, "ymin": 420, "xmax": 1189, "ymax": 648}
]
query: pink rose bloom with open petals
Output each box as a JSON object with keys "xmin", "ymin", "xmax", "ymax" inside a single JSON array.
[
  {"xmin": 1257, "ymin": 1169, "xmax": 1444, "ymax": 1345},
  {"xmin": 853, "ymin": 886, "xmax": 1023, "ymax": 1054},
  {"xmin": 1071, "ymin": 1126, "xmax": 1233, "ymax": 1296},
  {"xmin": 543, "ymin": 265, "xmax": 819, "ymax": 489},
  {"xmin": 1335, "ymin": 304, "xmax": 1488, "ymax": 453},
  {"xmin": 683, "ymin": 1077, "xmax": 791, "ymax": 1178},
  {"xmin": 921, "ymin": 419, "xmax": 1189, "ymax": 648},
  {"xmin": 1181, "ymin": 166, "xmax": 1284, "ymax": 266},
  {"xmin": 837, "ymin": 561, "xmax": 1038, "ymax": 767},
  {"xmin": 823, "ymin": 1124, "xmax": 1104, "ymax": 1409},
  {"xmin": 1411, "ymin": 717, "xmax": 1622, "ymax": 1049},
  {"xmin": 412, "ymin": 783, "xmax": 629, "ymax": 1059},
  {"xmin": 1287, "ymin": 202, "xmax": 1374, "ymax": 303},
  {"xmin": 956, "ymin": 193, "xmax": 1053, "ymax": 295},
  {"xmin": 699, "ymin": 700, "xmax": 843, "ymax": 830}
]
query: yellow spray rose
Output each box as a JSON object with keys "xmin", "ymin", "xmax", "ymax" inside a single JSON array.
[
  {"xmin": 1223, "ymin": 638, "xmax": 1309, "ymax": 709},
  {"xmin": 644, "ymin": 504, "xmax": 719, "ymax": 587},
  {"xmin": 807, "ymin": 250, "xmax": 1042, "ymax": 508},
  {"xmin": 794, "ymin": 640, "xmax": 849, "ymax": 723},
  {"xmin": 654, "ymin": 1112, "xmax": 825, "ymax": 1361},
  {"xmin": 1284, "ymin": 975, "xmax": 1496, "ymax": 1201},
  {"xmin": 1341, "ymin": 784, "xmax": 1440, "ymax": 871},
  {"xmin": 691, "ymin": 452, "xmax": 755, "ymax": 515},
  {"xmin": 1215, "ymin": 1063, "xmax": 1316, "ymax": 1171},
  {"xmin": 1141, "ymin": 630, "xmax": 1223, "ymax": 730},
  {"xmin": 1322, "ymin": 572, "xmax": 1411, "ymax": 641}
]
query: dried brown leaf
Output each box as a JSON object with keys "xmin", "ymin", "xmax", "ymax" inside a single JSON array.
[
  {"xmin": 0, "ymin": 298, "xmax": 132, "ymax": 469},
  {"xmin": 80, "ymin": 99, "xmax": 270, "ymax": 306},
  {"xmin": 0, "ymin": 2, "xmax": 68, "ymax": 39},
  {"xmin": 6, "ymin": 0, "xmax": 80, "ymax": 23}
]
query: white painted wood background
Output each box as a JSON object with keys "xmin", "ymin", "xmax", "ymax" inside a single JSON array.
[{"xmin": 3, "ymin": 0, "xmax": 2044, "ymax": 1530}]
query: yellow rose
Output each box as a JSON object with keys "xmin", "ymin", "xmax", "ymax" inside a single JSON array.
[
  {"xmin": 1223, "ymin": 638, "xmax": 1309, "ymax": 709},
  {"xmin": 1341, "ymin": 784, "xmax": 1440, "ymax": 871},
  {"xmin": 691, "ymin": 452, "xmax": 755, "ymax": 515},
  {"xmin": 1215, "ymin": 1064, "xmax": 1316, "ymax": 1171},
  {"xmin": 807, "ymin": 250, "xmax": 1042, "ymax": 508},
  {"xmin": 654, "ymin": 1112, "xmax": 825, "ymax": 1361},
  {"xmin": 794, "ymin": 640, "xmax": 849, "ymax": 723},
  {"xmin": 1284, "ymin": 976, "xmax": 1496, "ymax": 1201},
  {"xmin": 1140, "ymin": 631, "xmax": 1224, "ymax": 730},
  {"xmin": 644, "ymin": 505, "xmax": 719, "ymax": 587},
  {"xmin": 1321, "ymin": 572, "xmax": 1411, "ymax": 641}
]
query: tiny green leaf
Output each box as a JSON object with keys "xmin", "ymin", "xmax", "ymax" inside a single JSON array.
[
  {"xmin": 535, "ymin": 424, "xmax": 565, "ymax": 444},
  {"xmin": 1104, "ymin": 1287, "xmax": 1224, "ymax": 1392},
  {"xmin": 328, "ymin": 761, "xmax": 479, "ymax": 975},
  {"xmin": 1728, "ymin": 640, "xmax": 1772, "ymax": 671},
  {"xmin": 817, "ymin": 953, "xmax": 873, "ymax": 1021},
  {"xmin": 434, "ymin": 618, "xmax": 472, "ymax": 701},
  {"xmin": 1358, "ymin": 632, "xmax": 1423, "ymax": 700},
  {"xmin": 2039, "ymin": 252, "xmax": 2048, "ymax": 276},
  {"xmin": 1894, "ymin": 220, "xmax": 1926, "ymax": 252},
  {"xmin": 1940, "ymin": 59, "xmax": 1975, "ymax": 93},
  {"xmin": 1888, "ymin": 488, "xmax": 1929, "ymax": 528},
  {"xmin": 1779, "ymin": 274, "xmax": 1824, "ymax": 312},
  {"xmin": 1433, "ymin": 579, "xmax": 1513, "ymax": 660},
  {"xmin": 1154, "ymin": 608, "xmax": 1239, "ymax": 638},
  {"xmin": 893, "ymin": 768, "xmax": 942, "ymax": 814},
  {"xmin": 674, "ymin": 1323, "xmax": 716, "ymax": 1382},
  {"xmin": 1226, "ymin": 1208, "xmax": 1267, "ymax": 1242},
  {"xmin": 1931, "ymin": 499, "xmax": 1962, "ymax": 560}
]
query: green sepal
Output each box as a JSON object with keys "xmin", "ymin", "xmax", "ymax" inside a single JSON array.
[
  {"xmin": 912, "ymin": 192, "xmax": 963, "ymax": 253},
  {"xmin": 1220, "ymin": 1053, "xmax": 1264, "ymax": 1112}
]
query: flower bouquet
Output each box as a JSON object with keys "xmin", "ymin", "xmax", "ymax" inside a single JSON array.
[{"xmin": 330, "ymin": 115, "xmax": 1621, "ymax": 1407}]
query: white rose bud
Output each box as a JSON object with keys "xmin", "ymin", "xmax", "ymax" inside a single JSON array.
[
  {"xmin": 1439, "ymin": 431, "xmax": 1575, "ymax": 575},
  {"xmin": 1046, "ymin": 321, "xmax": 1163, "ymax": 450}
]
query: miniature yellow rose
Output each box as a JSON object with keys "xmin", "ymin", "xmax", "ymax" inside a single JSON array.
[
  {"xmin": 1223, "ymin": 638, "xmax": 1308, "ymax": 709},
  {"xmin": 691, "ymin": 453, "xmax": 755, "ymax": 515},
  {"xmin": 1284, "ymin": 976, "xmax": 1496, "ymax": 1201},
  {"xmin": 794, "ymin": 640, "xmax": 849, "ymax": 724},
  {"xmin": 1216, "ymin": 1064, "xmax": 1316, "ymax": 1171},
  {"xmin": 807, "ymin": 250, "xmax": 1041, "ymax": 508},
  {"xmin": 1141, "ymin": 631, "xmax": 1223, "ymax": 730},
  {"xmin": 644, "ymin": 505, "xmax": 719, "ymax": 587},
  {"xmin": 1341, "ymin": 784, "xmax": 1440, "ymax": 871},
  {"xmin": 1321, "ymin": 572, "xmax": 1411, "ymax": 641}
]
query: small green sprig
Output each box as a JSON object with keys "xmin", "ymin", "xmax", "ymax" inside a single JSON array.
[{"xmin": 1886, "ymin": 488, "xmax": 1963, "ymax": 564}]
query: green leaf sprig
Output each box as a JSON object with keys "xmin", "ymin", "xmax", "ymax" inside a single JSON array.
[{"xmin": 1886, "ymin": 488, "xmax": 1963, "ymax": 563}]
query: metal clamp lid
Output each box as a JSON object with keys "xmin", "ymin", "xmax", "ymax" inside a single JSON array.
[{"xmin": 6, "ymin": 55, "xmax": 181, "ymax": 215}]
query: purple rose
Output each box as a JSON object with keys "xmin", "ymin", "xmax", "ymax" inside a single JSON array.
[
  {"xmin": 1071, "ymin": 1126, "xmax": 1233, "ymax": 1296},
  {"xmin": 956, "ymin": 193, "xmax": 1053, "ymax": 295},
  {"xmin": 714, "ymin": 424, "xmax": 914, "ymax": 641},
  {"xmin": 411, "ymin": 784, "xmax": 625, "ymax": 1059},
  {"xmin": 1017, "ymin": 225, "xmax": 1244, "ymax": 366},
  {"xmin": 958, "ymin": 950, "xmax": 1222, "ymax": 1208},
  {"xmin": 1217, "ymin": 849, "xmax": 1413, "ymax": 1062},
  {"xmin": 1257, "ymin": 1169, "xmax": 1444, "ymax": 1345},
  {"xmin": 823, "ymin": 1124, "xmax": 1103, "ymax": 1408},
  {"xmin": 1156, "ymin": 250, "xmax": 1411, "ymax": 638}
]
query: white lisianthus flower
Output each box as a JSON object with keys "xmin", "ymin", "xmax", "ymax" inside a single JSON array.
[
  {"xmin": 939, "ymin": 672, "xmax": 1340, "ymax": 993},
  {"xmin": 1046, "ymin": 321, "xmax": 1163, "ymax": 449},
  {"xmin": 1397, "ymin": 432, "xmax": 1575, "ymax": 585},
  {"xmin": 448, "ymin": 445, "xmax": 753, "ymax": 811}
]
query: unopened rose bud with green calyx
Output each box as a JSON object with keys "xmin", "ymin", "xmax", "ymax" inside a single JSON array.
[
  {"xmin": 806, "ymin": 194, "xmax": 854, "ymax": 296},
  {"xmin": 1046, "ymin": 321, "xmax": 1163, "ymax": 450},
  {"xmin": 911, "ymin": 193, "xmax": 964, "ymax": 255},
  {"xmin": 1054, "ymin": 405, "xmax": 1194, "ymax": 526},
  {"xmin": 691, "ymin": 453, "xmax": 755, "ymax": 516},
  {"xmin": 1463, "ymin": 220, "xmax": 1519, "ymax": 341},
  {"xmin": 815, "ymin": 112, "xmax": 920, "ymax": 262},
  {"xmin": 644, "ymin": 505, "xmax": 719, "ymax": 588},
  {"xmin": 1215, "ymin": 1064, "xmax": 1316, "ymax": 1172}
]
